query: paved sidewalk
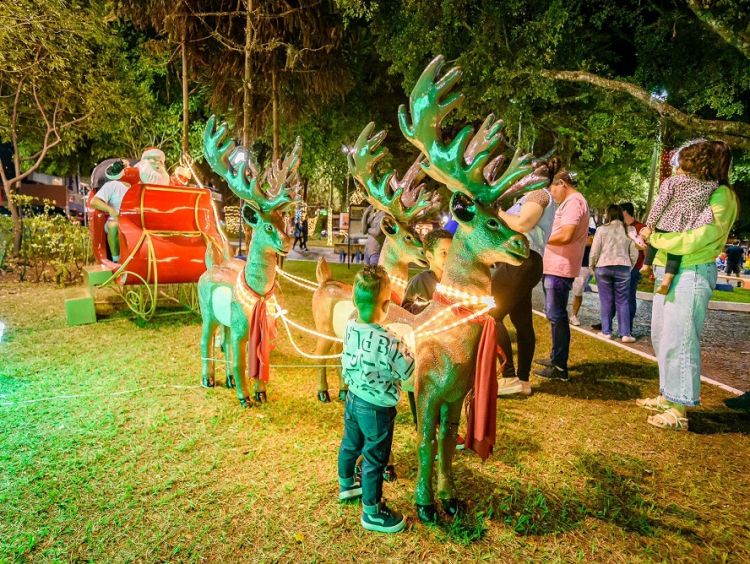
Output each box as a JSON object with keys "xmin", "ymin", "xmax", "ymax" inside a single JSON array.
[{"xmin": 531, "ymin": 286, "xmax": 750, "ymax": 393}]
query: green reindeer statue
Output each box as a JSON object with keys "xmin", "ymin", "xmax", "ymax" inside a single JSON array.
[
  {"xmin": 199, "ymin": 116, "xmax": 301, "ymax": 407},
  {"xmin": 399, "ymin": 56, "xmax": 550, "ymax": 522}
]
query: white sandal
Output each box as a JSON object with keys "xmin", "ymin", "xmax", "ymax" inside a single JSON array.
[
  {"xmin": 647, "ymin": 408, "xmax": 688, "ymax": 431},
  {"xmin": 636, "ymin": 396, "xmax": 670, "ymax": 412}
]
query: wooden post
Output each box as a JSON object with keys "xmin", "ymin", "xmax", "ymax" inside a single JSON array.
[
  {"xmin": 181, "ymin": 27, "xmax": 190, "ymax": 157},
  {"xmin": 272, "ymin": 66, "xmax": 279, "ymax": 162}
]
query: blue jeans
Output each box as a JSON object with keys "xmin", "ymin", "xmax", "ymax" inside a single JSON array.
[
  {"xmin": 629, "ymin": 268, "xmax": 641, "ymax": 328},
  {"xmin": 595, "ymin": 265, "xmax": 632, "ymax": 337},
  {"xmin": 337, "ymin": 392, "xmax": 395, "ymax": 507},
  {"xmin": 651, "ymin": 264, "xmax": 716, "ymax": 407},
  {"xmin": 543, "ymin": 274, "xmax": 573, "ymax": 370}
]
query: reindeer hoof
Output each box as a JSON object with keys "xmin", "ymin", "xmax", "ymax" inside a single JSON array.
[
  {"xmin": 440, "ymin": 498, "xmax": 460, "ymax": 518},
  {"xmin": 225, "ymin": 376, "xmax": 234, "ymax": 389},
  {"xmin": 318, "ymin": 391, "xmax": 331, "ymax": 403},
  {"xmin": 202, "ymin": 376, "xmax": 215, "ymax": 388},
  {"xmin": 254, "ymin": 391, "xmax": 267, "ymax": 404},
  {"xmin": 338, "ymin": 390, "xmax": 348, "ymax": 402},
  {"xmin": 416, "ymin": 504, "xmax": 438, "ymax": 524},
  {"xmin": 239, "ymin": 397, "xmax": 253, "ymax": 408}
]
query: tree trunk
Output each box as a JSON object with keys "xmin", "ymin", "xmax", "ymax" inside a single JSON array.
[
  {"xmin": 272, "ymin": 66, "xmax": 279, "ymax": 162},
  {"xmin": 242, "ymin": 0, "xmax": 254, "ymax": 148},
  {"xmin": 181, "ymin": 29, "xmax": 190, "ymax": 157},
  {"xmin": 1, "ymin": 180, "xmax": 22, "ymax": 256}
]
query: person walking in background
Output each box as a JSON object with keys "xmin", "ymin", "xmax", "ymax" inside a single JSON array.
[
  {"xmin": 589, "ymin": 204, "xmax": 639, "ymax": 343},
  {"xmin": 725, "ymin": 240, "xmax": 745, "ymax": 286},
  {"xmin": 361, "ymin": 204, "xmax": 386, "ymax": 265},
  {"xmin": 637, "ymin": 140, "xmax": 738, "ymax": 431},
  {"xmin": 300, "ymin": 216, "xmax": 309, "ymax": 251},
  {"xmin": 569, "ymin": 226, "xmax": 595, "ymax": 327},
  {"xmin": 493, "ymin": 157, "xmax": 559, "ymax": 396},
  {"xmin": 533, "ymin": 170, "xmax": 590, "ymax": 382},
  {"xmin": 292, "ymin": 216, "xmax": 304, "ymax": 251},
  {"xmin": 620, "ymin": 202, "xmax": 647, "ymax": 328}
]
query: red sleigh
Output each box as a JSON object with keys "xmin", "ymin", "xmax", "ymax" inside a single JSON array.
[{"xmin": 87, "ymin": 167, "xmax": 230, "ymax": 320}]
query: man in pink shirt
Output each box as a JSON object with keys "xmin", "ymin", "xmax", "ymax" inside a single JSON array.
[{"xmin": 534, "ymin": 171, "xmax": 590, "ymax": 381}]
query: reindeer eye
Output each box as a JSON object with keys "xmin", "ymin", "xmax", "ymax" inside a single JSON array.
[
  {"xmin": 487, "ymin": 218, "xmax": 501, "ymax": 231},
  {"xmin": 265, "ymin": 224, "xmax": 273, "ymax": 233}
]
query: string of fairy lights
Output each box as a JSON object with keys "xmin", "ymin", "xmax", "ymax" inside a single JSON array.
[{"xmin": 268, "ymin": 266, "xmax": 496, "ymax": 360}]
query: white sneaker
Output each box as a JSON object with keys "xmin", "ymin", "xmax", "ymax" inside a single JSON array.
[
  {"xmin": 599, "ymin": 331, "xmax": 612, "ymax": 339},
  {"xmin": 621, "ymin": 335, "xmax": 636, "ymax": 343},
  {"xmin": 497, "ymin": 377, "xmax": 532, "ymax": 396},
  {"xmin": 497, "ymin": 377, "xmax": 524, "ymax": 396},
  {"xmin": 570, "ymin": 315, "xmax": 581, "ymax": 326}
]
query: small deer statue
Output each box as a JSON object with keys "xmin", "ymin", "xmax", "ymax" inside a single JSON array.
[
  {"xmin": 398, "ymin": 56, "xmax": 549, "ymax": 522},
  {"xmin": 311, "ymin": 123, "xmax": 440, "ymax": 402},
  {"xmin": 199, "ymin": 116, "xmax": 301, "ymax": 407}
]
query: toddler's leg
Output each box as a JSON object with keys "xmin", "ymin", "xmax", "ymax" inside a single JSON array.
[
  {"xmin": 656, "ymin": 254, "xmax": 682, "ymax": 295},
  {"xmin": 337, "ymin": 397, "xmax": 364, "ymax": 500},
  {"xmin": 360, "ymin": 406, "xmax": 396, "ymax": 510},
  {"xmin": 640, "ymin": 244, "xmax": 658, "ymax": 277}
]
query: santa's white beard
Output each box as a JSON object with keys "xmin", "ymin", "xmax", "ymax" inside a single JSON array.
[{"xmin": 136, "ymin": 161, "xmax": 170, "ymax": 185}]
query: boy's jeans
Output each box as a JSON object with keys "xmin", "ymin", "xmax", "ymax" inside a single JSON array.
[
  {"xmin": 651, "ymin": 264, "xmax": 716, "ymax": 407},
  {"xmin": 338, "ymin": 392, "xmax": 396, "ymax": 507},
  {"xmin": 542, "ymin": 274, "xmax": 573, "ymax": 370},
  {"xmin": 595, "ymin": 265, "xmax": 632, "ymax": 337}
]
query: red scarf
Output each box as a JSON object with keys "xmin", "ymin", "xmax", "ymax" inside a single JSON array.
[
  {"xmin": 433, "ymin": 292, "xmax": 505, "ymax": 461},
  {"xmin": 242, "ymin": 278, "xmax": 277, "ymax": 383}
]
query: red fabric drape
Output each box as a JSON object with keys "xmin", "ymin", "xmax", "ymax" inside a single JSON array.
[
  {"xmin": 243, "ymin": 280, "xmax": 277, "ymax": 383},
  {"xmin": 464, "ymin": 316, "xmax": 503, "ymax": 460}
]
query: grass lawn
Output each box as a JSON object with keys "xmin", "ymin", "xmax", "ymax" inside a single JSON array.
[
  {"xmin": 637, "ymin": 276, "xmax": 750, "ymax": 304},
  {"xmin": 2, "ymin": 262, "xmax": 750, "ymax": 561}
]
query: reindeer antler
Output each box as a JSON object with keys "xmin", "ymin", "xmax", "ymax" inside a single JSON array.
[
  {"xmin": 204, "ymin": 116, "xmax": 299, "ymax": 213},
  {"xmin": 260, "ymin": 136, "xmax": 302, "ymax": 212},
  {"xmin": 398, "ymin": 56, "xmax": 548, "ymax": 204},
  {"xmin": 348, "ymin": 122, "xmax": 439, "ymax": 224}
]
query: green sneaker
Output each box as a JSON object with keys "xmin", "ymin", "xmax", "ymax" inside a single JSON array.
[{"xmin": 361, "ymin": 501, "xmax": 406, "ymax": 533}]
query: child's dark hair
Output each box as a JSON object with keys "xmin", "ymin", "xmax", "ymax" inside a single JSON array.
[
  {"xmin": 353, "ymin": 265, "xmax": 390, "ymax": 323},
  {"xmin": 423, "ymin": 229, "xmax": 453, "ymax": 253},
  {"xmin": 710, "ymin": 140, "xmax": 733, "ymax": 187}
]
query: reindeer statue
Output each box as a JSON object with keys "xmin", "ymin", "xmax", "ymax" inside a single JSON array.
[
  {"xmin": 311, "ymin": 123, "xmax": 440, "ymax": 402},
  {"xmin": 397, "ymin": 56, "xmax": 550, "ymax": 522},
  {"xmin": 198, "ymin": 116, "xmax": 301, "ymax": 407}
]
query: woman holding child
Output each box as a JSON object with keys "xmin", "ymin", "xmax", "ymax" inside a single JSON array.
[{"xmin": 637, "ymin": 140, "xmax": 738, "ymax": 431}]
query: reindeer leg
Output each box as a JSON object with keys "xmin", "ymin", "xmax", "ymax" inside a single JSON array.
[
  {"xmin": 232, "ymin": 335, "xmax": 252, "ymax": 408},
  {"xmin": 315, "ymin": 337, "xmax": 333, "ymax": 403},
  {"xmin": 415, "ymin": 387, "xmax": 441, "ymax": 523},
  {"xmin": 200, "ymin": 317, "xmax": 217, "ymax": 388},
  {"xmin": 437, "ymin": 399, "xmax": 463, "ymax": 517},
  {"xmin": 223, "ymin": 325, "xmax": 234, "ymax": 388},
  {"xmin": 254, "ymin": 375, "xmax": 267, "ymax": 404}
]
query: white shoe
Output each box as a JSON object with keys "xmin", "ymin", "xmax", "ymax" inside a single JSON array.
[
  {"xmin": 570, "ymin": 315, "xmax": 581, "ymax": 326},
  {"xmin": 621, "ymin": 335, "xmax": 636, "ymax": 343},
  {"xmin": 599, "ymin": 331, "xmax": 612, "ymax": 339},
  {"xmin": 497, "ymin": 377, "xmax": 532, "ymax": 397}
]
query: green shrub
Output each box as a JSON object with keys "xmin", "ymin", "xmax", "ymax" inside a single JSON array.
[{"xmin": 8, "ymin": 196, "xmax": 92, "ymax": 285}]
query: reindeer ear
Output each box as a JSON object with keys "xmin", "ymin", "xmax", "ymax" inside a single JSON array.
[
  {"xmin": 381, "ymin": 215, "xmax": 399, "ymax": 237},
  {"xmin": 242, "ymin": 203, "xmax": 261, "ymax": 227},
  {"xmin": 450, "ymin": 192, "xmax": 476, "ymax": 224}
]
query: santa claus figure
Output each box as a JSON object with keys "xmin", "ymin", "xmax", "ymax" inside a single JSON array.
[{"xmin": 90, "ymin": 147, "xmax": 170, "ymax": 262}]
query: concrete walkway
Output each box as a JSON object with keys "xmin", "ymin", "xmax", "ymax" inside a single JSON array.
[{"xmin": 531, "ymin": 286, "xmax": 750, "ymax": 394}]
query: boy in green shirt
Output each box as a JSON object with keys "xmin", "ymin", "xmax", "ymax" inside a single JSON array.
[{"xmin": 337, "ymin": 265, "xmax": 415, "ymax": 533}]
